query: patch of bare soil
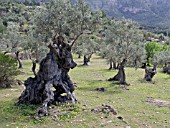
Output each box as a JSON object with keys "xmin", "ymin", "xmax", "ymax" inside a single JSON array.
[{"xmin": 146, "ymin": 99, "xmax": 170, "ymax": 107}]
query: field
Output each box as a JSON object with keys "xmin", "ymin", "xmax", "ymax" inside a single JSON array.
[{"xmin": 0, "ymin": 55, "xmax": 170, "ymax": 128}]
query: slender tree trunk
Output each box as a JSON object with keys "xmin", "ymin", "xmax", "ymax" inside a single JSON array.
[
  {"xmin": 87, "ymin": 52, "xmax": 93, "ymax": 63},
  {"xmin": 32, "ymin": 61, "xmax": 37, "ymax": 77},
  {"xmin": 83, "ymin": 55, "xmax": 88, "ymax": 65},
  {"xmin": 109, "ymin": 59, "xmax": 113, "ymax": 70},
  {"xmin": 35, "ymin": 48, "xmax": 40, "ymax": 63},
  {"xmin": 25, "ymin": 50, "xmax": 31, "ymax": 60},
  {"xmin": 113, "ymin": 62, "xmax": 117, "ymax": 70},
  {"xmin": 146, "ymin": 55, "xmax": 150, "ymax": 66},
  {"xmin": 15, "ymin": 51, "xmax": 23, "ymax": 69},
  {"xmin": 78, "ymin": 53, "xmax": 81, "ymax": 58}
]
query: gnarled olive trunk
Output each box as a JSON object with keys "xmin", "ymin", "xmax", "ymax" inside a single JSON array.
[
  {"xmin": 108, "ymin": 59, "xmax": 127, "ymax": 85},
  {"xmin": 144, "ymin": 63, "xmax": 157, "ymax": 81},
  {"xmin": 18, "ymin": 36, "xmax": 77, "ymax": 117}
]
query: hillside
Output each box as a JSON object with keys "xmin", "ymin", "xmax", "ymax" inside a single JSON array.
[
  {"xmin": 85, "ymin": 0, "xmax": 170, "ymax": 28},
  {"xmin": 12, "ymin": 0, "xmax": 170, "ymax": 29}
]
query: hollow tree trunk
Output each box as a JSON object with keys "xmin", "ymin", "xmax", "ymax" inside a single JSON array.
[
  {"xmin": 15, "ymin": 51, "xmax": 23, "ymax": 69},
  {"xmin": 18, "ymin": 36, "xmax": 77, "ymax": 117}
]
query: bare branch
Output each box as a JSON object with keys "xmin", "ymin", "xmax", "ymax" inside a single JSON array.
[{"xmin": 70, "ymin": 32, "xmax": 83, "ymax": 48}]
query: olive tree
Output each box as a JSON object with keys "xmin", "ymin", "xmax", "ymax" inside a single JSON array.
[
  {"xmin": 154, "ymin": 51, "xmax": 170, "ymax": 74},
  {"xmin": 73, "ymin": 35, "xmax": 100, "ymax": 65},
  {"xmin": 106, "ymin": 19, "xmax": 145, "ymax": 85},
  {"xmin": 18, "ymin": 0, "xmax": 101, "ymax": 116},
  {"xmin": 1, "ymin": 22, "xmax": 24, "ymax": 68}
]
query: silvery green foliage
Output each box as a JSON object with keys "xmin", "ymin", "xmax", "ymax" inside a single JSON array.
[
  {"xmin": 0, "ymin": 22, "xmax": 22, "ymax": 53},
  {"xmin": 21, "ymin": 28, "xmax": 49, "ymax": 61},
  {"xmin": 154, "ymin": 51, "xmax": 170, "ymax": 65},
  {"xmin": 73, "ymin": 35, "xmax": 100, "ymax": 56},
  {"xmin": 105, "ymin": 19, "xmax": 146, "ymax": 67},
  {"xmin": 33, "ymin": 0, "xmax": 100, "ymax": 42}
]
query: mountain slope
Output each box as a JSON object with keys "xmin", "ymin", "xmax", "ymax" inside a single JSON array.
[
  {"xmin": 86, "ymin": 0, "xmax": 170, "ymax": 28},
  {"xmin": 16, "ymin": 0, "xmax": 170, "ymax": 28}
]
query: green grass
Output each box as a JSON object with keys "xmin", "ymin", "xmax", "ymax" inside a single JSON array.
[{"xmin": 0, "ymin": 55, "xmax": 170, "ymax": 128}]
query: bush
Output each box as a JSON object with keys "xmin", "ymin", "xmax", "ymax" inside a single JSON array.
[{"xmin": 0, "ymin": 53, "xmax": 19, "ymax": 87}]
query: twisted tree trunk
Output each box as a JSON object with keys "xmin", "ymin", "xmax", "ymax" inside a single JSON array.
[
  {"xmin": 18, "ymin": 36, "xmax": 77, "ymax": 116},
  {"xmin": 144, "ymin": 63, "xmax": 157, "ymax": 81},
  {"xmin": 108, "ymin": 59, "xmax": 128, "ymax": 85},
  {"xmin": 15, "ymin": 51, "xmax": 23, "ymax": 69}
]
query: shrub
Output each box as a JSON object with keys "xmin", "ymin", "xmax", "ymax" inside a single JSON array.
[{"xmin": 0, "ymin": 53, "xmax": 19, "ymax": 87}]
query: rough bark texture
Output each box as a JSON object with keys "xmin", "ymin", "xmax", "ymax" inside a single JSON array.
[
  {"xmin": 18, "ymin": 36, "xmax": 77, "ymax": 117},
  {"xmin": 15, "ymin": 51, "xmax": 23, "ymax": 69},
  {"xmin": 32, "ymin": 61, "xmax": 37, "ymax": 77},
  {"xmin": 144, "ymin": 64, "xmax": 157, "ymax": 81},
  {"xmin": 108, "ymin": 59, "xmax": 128, "ymax": 85}
]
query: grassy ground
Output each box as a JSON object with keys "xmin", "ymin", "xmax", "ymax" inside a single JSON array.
[{"xmin": 0, "ymin": 55, "xmax": 170, "ymax": 128}]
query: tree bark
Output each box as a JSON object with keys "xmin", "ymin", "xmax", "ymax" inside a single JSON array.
[
  {"xmin": 32, "ymin": 61, "xmax": 37, "ymax": 77},
  {"xmin": 78, "ymin": 53, "xmax": 81, "ymax": 58},
  {"xmin": 83, "ymin": 52, "xmax": 93, "ymax": 66},
  {"xmin": 18, "ymin": 36, "xmax": 77, "ymax": 117},
  {"xmin": 109, "ymin": 59, "xmax": 113, "ymax": 70},
  {"xmin": 83, "ymin": 55, "xmax": 88, "ymax": 65},
  {"xmin": 144, "ymin": 63, "xmax": 157, "ymax": 81},
  {"xmin": 113, "ymin": 62, "xmax": 117, "ymax": 70},
  {"xmin": 141, "ymin": 63, "xmax": 146, "ymax": 69},
  {"xmin": 15, "ymin": 51, "xmax": 23, "ymax": 69},
  {"xmin": 108, "ymin": 59, "xmax": 128, "ymax": 85},
  {"xmin": 35, "ymin": 48, "xmax": 40, "ymax": 63}
]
